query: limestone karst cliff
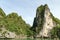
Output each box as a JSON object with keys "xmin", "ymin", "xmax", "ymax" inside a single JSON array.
[
  {"xmin": 31, "ymin": 4, "xmax": 60, "ymax": 38},
  {"xmin": 0, "ymin": 4, "xmax": 60, "ymax": 38}
]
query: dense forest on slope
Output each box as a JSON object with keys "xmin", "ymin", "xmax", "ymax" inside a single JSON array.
[
  {"xmin": 50, "ymin": 13, "xmax": 60, "ymax": 38},
  {"xmin": 0, "ymin": 8, "xmax": 33, "ymax": 36}
]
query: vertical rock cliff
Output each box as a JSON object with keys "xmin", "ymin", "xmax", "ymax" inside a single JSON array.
[{"xmin": 32, "ymin": 4, "xmax": 57, "ymax": 37}]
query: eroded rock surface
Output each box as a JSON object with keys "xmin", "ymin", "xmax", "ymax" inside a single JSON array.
[{"xmin": 32, "ymin": 4, "xmax": 56, "ymax": 37}]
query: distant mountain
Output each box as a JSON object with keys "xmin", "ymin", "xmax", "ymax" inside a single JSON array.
[{"xmin": 31, "ymin": 4, "xmax": 60, "ymax": 38}]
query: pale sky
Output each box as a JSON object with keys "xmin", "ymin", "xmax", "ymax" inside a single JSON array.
[{"xmin": 0, "ymin": 0, "xmax": 60, "ymax": 26}]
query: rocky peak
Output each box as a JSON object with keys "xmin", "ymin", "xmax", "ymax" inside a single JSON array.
[{"xmin": 32, "ymin": 4, "xmax": 55, "ymax": 37}]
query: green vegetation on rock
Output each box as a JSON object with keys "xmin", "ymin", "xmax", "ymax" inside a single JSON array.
[
  {"xmin": 31, "ymin": 4, "xmax": 60, "ymax": 38},
  {"xmin": 0, "ymin": 4, "xmax": 60, "ymax": 38},
  {"xmin": 0, "ymin": 8, "xmax": 33, "ymax": 36},
  {"xmin": 32, "ymin": 4, "xmax": 49, "ymax": 35}
]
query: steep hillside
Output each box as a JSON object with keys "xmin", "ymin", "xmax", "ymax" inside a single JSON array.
[{"xmin": 0, "ymin": 8, "xmax": 33, "ymax": 38}]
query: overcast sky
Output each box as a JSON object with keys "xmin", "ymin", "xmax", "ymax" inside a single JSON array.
[{"xmin": 0, "ymin": 0, "xmax": 60, "ymax": 26}]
